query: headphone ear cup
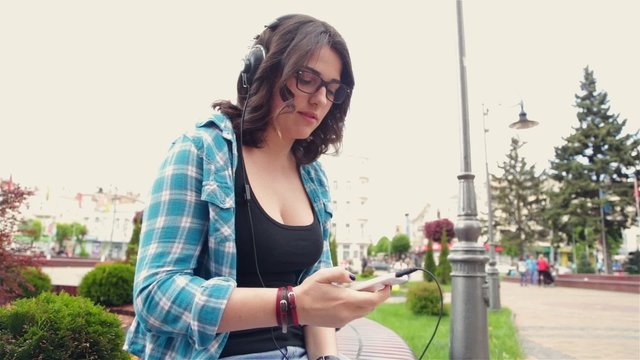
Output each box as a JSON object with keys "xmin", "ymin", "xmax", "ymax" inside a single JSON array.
[{"xmin": 241, "ymin": 45, "xmax": 266, "ymax": 88}]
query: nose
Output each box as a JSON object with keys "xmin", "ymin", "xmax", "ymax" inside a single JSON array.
[{"xmin": 309, "ymin": 85, "xmax": 329, "ymax": 106}]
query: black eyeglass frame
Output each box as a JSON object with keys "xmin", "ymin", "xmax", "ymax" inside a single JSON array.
[{"xmin": 294, "ymin": 69, "xmax": 351, "ymax": 104}]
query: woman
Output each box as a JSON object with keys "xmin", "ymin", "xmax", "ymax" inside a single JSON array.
[{"xmin": 124, "ymin": 14, "xmax": 390, "ymax": 360}]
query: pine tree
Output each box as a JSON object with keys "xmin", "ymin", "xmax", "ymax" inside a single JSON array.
[
  {"xmin": 547, "ymin": 67, "xmax": 640, "ymax": 272},
  {"xmin": 126, "ymin": 211, "xmax": 143, "ymax": 266},
  {"xmin": 423, "ymin": 238, "xmax": 437, "ymax": 282},
  {"xmin": 436, "ymin": 229, "xmax": 452, "ymax": 285},
  {"xmin": 492, "ymin": 137, "xmax": 548, "ymax": 257}
]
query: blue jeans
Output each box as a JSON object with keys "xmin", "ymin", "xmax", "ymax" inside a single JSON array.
[
  {"xmin": 519, "ymin": 271, "xmax": 527, "ymax": 285},
  {"xmin": 219, "ymin": 346, "xmax": 308, "ymax": 360},
  {"xmin": 219, "ymin": 347, "xmax": 352, "ymax": 360}
]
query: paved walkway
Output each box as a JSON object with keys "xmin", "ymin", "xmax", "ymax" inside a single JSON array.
[{"xmin": 500, "ymin": 281, "xmax": 640, "ymax": 360}]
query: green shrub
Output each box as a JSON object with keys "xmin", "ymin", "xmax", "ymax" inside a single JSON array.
[
  {"xmin": 18, "ymin": 267, "xmax": 52, "ymax": 298},
  {"xmin": 406, "ymin": 281, "xmax": 447, "ymax": 316},
  {"xmin": 577, "ymin": 251, "xmax": 595, "ymax": 274},
  {"xmin": 361, "ymin": 265, "xmax": 375, "ymax": 278},
  {"xmin": 0, "ymin": 292, "xmax": 129, "ymax": 359},
  {"xmin": 78, "ymin": 263, "xmax": 135, "ymax": 306}
]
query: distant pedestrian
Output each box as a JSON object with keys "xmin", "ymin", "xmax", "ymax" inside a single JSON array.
[
  {"xmin": 526, "ymin": 254, "xmax": 538, "ymax": 285},
  {"xmin": 537, "ymin": 254, "xmax": 554, "ymax": 286},
  {"xmin": 517, "ymin": 256, "xmax": 528, "ymax": 286}
]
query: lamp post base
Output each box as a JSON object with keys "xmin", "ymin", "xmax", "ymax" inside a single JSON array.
[
  {"xmin": 487, "ymin": 265, "xmax": 501, "ymax": 310},
  {"xmin": 449, "ymin": 240, "xmax": 490, "ymax": 360}
]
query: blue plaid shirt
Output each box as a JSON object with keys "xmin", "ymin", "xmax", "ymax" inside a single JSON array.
[{"xmin": 124, "ymin": 113, "xmax": 334, "ymax": 359}]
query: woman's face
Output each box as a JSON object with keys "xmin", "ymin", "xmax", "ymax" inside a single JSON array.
[{"xmin": 270, "ymin": 45, "xmax": 343, "ymax": 142}]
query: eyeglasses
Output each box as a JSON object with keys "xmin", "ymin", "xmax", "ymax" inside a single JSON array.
[{"xmin": 295, "ymin": 69, "xmax": 350, "ymax": 104}]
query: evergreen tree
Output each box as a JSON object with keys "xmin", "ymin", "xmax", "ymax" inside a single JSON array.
[
  {"xmin": 126, "ymin": 211, "xmax": 143, "ymax": 266},
  {"xmin": 423, "ymin": 238, "xmax": 437, "ymax": 282},
  {"xmin": 547, "ymin": 67, "xmax": 640, "ymax": 272},
  {"xmin": 492, "ymin": 137, "xmax": 548, "ymax": 256},
  {"xmin": 436, "ymin": 229, "xmax": 452, "ymax": 284},
  {"xmin": 329, "ymin": 234, "xmax": 338, "ymax": 266}
]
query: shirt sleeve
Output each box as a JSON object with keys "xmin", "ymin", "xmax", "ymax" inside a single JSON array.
[
  {"xmin": 132, "ymin": 133, "xmax": 235, "ymax": 349},
  {"xmin": 303, "ymin": 161, "xmax": 335, "ymax": 276}
]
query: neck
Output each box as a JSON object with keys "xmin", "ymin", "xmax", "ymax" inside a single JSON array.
[{"xmin": 243, "ymin": 127, "xmax": 296, "ymax": 170}]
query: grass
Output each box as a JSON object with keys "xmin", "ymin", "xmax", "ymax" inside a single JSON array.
[{"xmin": 367, "ymin": 283, "xmax": 524, "ymax": 360}]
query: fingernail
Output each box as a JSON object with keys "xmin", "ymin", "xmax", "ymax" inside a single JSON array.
[{"xmin": 349, "ymin": 273, "xmax": 356, "ymax": 281}]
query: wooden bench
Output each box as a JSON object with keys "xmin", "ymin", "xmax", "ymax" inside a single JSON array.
[{"xmin": 337, "ymin": 318, "xmax": 416, "ymax": 359}]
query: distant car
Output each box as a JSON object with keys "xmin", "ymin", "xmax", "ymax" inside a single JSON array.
[{"xmin": 370, "ymin": 261, "xmax": 390, "ymax": 271}]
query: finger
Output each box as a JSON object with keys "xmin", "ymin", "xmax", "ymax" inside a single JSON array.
[{"xmin": 312, "ymin": 266, "xmax": 356, "ymax": 284}]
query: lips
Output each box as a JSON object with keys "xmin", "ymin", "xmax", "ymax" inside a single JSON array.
[{"xmin": 298, "ymin": 111, "xmax": 318, "ymax": 122}]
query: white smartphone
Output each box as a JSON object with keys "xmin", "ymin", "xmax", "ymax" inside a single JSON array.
[{"xmin": 348, "ymin": 273, "xmax": 409, "ymax": 292}]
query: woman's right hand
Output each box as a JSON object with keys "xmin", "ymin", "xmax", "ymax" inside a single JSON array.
[{"xmin": 294, "ymin": 267, "xmax": 391, "ymax": 328}]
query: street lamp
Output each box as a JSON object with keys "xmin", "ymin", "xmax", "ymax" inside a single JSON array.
[
  {"xmin": 448, "ymin": 1, "xmax": 489, "ymax": 358},
  {"xmin": 482, "ymin": 105, "xmax": 500, "ymax": 311},
  {"xmin": 484, "ymin": 101, "xmax": 539, "ymax": 311},
  {"xmin": 509, "ymin": 100, "xmax": 538, "ymax": 129}
]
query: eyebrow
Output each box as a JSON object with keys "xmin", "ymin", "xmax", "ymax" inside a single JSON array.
[{"xmin": 300, "ymin": 66, "xmax": 341, "ymax": 84}]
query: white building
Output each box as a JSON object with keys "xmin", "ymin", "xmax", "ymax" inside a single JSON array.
[
  {"xmin": 321, "ymin": 154, "xmax": 372, "ymax": 272},
  {"xmin": 20, "ymin": 185, "xmax": 144, "ymax": 260}
]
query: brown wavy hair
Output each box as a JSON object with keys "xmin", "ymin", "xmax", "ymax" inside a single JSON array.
[{"xmin": 212, "ymin": 14, "xmax": 354, "ymax": 165}]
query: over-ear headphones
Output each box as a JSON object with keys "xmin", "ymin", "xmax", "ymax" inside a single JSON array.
[
  {"xmin": 240, "ymin": 45, "xmax": 265, "ymax": 89},
  {"xmin": 239, "ymin": 15, "xmax": 289, "ymax": 90}
]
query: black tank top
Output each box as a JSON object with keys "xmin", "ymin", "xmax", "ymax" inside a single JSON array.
[{"xmin": 220, "ymin": 148, "xmax": 323, "ymax": 357}]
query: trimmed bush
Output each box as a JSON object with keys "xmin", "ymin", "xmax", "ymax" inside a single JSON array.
[
  {"xmin": 78, "ymin": 263, "xmax": 135, "ymax": 306},
  {"xmin": 406, "ymin": 281, "xmax": 447, "ymax": 316},
  {"xmin": 0, "ymin": 291, "xmax": 129, "ymax": 359},
  {"xmin": 361, "ymin": 265, "xmax": 375, "ymax": 278},
  {"xmin": 17, "ymin": 267, "xmax": 52, "ymax": 299}
]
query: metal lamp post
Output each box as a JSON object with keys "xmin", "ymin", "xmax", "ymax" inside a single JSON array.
[
  {"xmin": 482, "ymin": 105, "xmax": 501, "ymax": 311},
  {"xmin": 484, "ymin": 101, "xmax": 539, "ymax": 311},
  {"xmin": 449, "ymin": 1, "xmax": 489, "ymax": 358}
]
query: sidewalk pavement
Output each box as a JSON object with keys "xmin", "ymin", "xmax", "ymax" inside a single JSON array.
[{"xmin": 500, "ymin": 280, "xmax": 640, "ymax": 360}]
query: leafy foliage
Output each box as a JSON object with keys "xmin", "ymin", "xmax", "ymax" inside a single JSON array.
[
  {"xmin": 391, "ymin": 233, "xmax": 411, "ymax": 256},
  {"xmin": 0, "ymin": 179, "xmax": 40, "ymax": 305},
  {"xmin": 18, "ymin": 219, "xmax": 42, "ymax": 246},
  {"xmin": 0, "ymin": 292, "xmax": 129, "ymax": 359},
  {"xmin": 78, "ymin": 263, "xmax": 135, "ymax": 306},
  {"xmin": 17, "ymin": 267, "xmax": 52, "ymax": 299},
  {"xmin": 375, "ymin": 236, "xmax": 391, "ymax": 256},
  {"xmin": 424, "ymin": 218, "xmax": 455, "ymax": 243},
  {"xmin": 547, "ymin": 67, "xmax": 640, "ymax": 271},
  {"xmin": 624, "ymin": 250, "xmax": 639, "ymax": 274},
  {"xmin": 56, "ymin": 222, "xmax": 88, "ymax": 252},
  {"xmin": 492, "ymin": 137, "xmax": 548, "ymax": 256},
  {"xmin": 405, "ymin": 281, "xmax": 446, "ymax": 316}
]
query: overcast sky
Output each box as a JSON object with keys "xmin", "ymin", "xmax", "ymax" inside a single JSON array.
[{"xmin": 2, "ymin": 1, "xmax": 638, "ymax": 240}]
